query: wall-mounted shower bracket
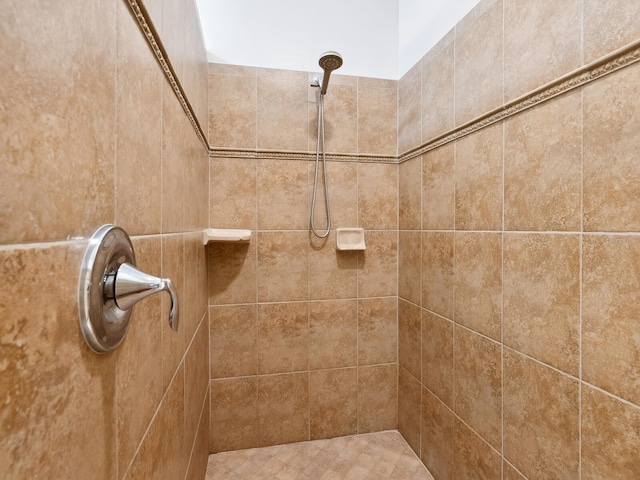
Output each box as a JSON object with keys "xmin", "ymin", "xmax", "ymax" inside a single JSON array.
[{"xmin": 77, "ymin": 224, "xmax": 179, "ymax": 354}]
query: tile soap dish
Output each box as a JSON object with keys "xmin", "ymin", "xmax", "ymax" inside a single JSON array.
[
  {"xmin": 336, "ymin": 228, "xmax": 366, "ymax": 251},
  {"xmin": 203, "ymin": 228, "xmax": 252, "ymax": 245}
]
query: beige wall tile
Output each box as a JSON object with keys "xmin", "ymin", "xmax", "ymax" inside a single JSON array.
[
  {"xmin": 208, "ymin": 238, "xmax": 257, "ymax": 305},
  {"xmin": 503, "ymin": 462, "xmax": 527, "ymax": 480},
  {"xmin": 186, "ymin": 390, "xmax": 210, "ymax": 480},
  {"xmin": 454, "ymin": 0, "xmax": 504, "ymax": 125},
  {"xmin": 185, "ymin": 319, "xmax": 209, "ymax": 453},
  {"xmin": 454, "ymin": 419, "xmax": 502, "ymax": 479},
  {"xmin": 584, "ymin": 63, "xmax": 640, "ymax": 232},
  {"xmin": 582, "ymin": 385, "xmax": 640, "ymax": 479},
  {"xmin": 161, "ymin": 0, "xmax": 185, "ymax": 84},
  {"xmin": 182, "ymin": 232, "xmax": 208, "ymax": 341},
  {"xmin": 183, "ymin": 134, "xmax": 209, "ymax": 231},
  {"xmin": 504, "ymin": 0, "xmax": 581, "ymax": 101},
  {"xmin": 358, "ymin": 231, "xmax": 398, "ymax": 298},
  {"xmin": 258, "ymin": 372, "xmax": 309, "ymax": 446},
  {"xmin": 309, "ymin": 161, "xmax": 358, "ymax": 229},
  {"xmin": 358, "ymin": 364, "xmax": 398, "ymax": 433},
  {"xmin": 421, "ymin": 232, "xmax": 454, "ymax": 319},
  {"xmin": 422, "ymin": 145, "xmax": 455, "ymax": 230},
  {"xmin": 398, "ymin": 299, "xmax": 421, "ymax": 379},
  {"xmin": 583, "ymin": 235, "xmax": 640, "ymax": 405},
  {"xmin": 454, "ymin": 327, "xmax": 502, "ymax": 450},
  {"xmin": 398, "ymin": 231, "xmax": 421, "ymax": 306},
  {"xmin": 309, "ymin": 231, "xmax": 358, "ymax": 300},
  {"xmin": 257, "ymin": 232, "xmax": 308, "ymax": 302},
  {"xmin": 357, "ymin": 80, "xmax": 397, "ymax": 155},
  {"xmin": 455, "ymin": 122, "xmax": 503, "ymax": 231},
  {"xmin": 161, "ymin": 85, "xmax": 186, "ymax": 233},
  {"xmin": 504, "ymin": 90, "xmax": 582, "ymax": 231},
  {"xmin": 399, "ymin": 156, "xmax": 422, "ymax": 230},
  {"xmin": 398, "ymin": 63, "xmax": 422, "ymax": 154},
  {"xmin": 309, "ymin": 300, "xmax": 357, "ymax": 370},
  {"xmin": 422, "ymin": 30, "xmax": 455, "ymax": 142},
  {"xmin": 454, "ymin": 232, "xmax": 502, "ymax": 340},
  {"xmin": 257, "ymin": 159, "xmax": 308, "ymax": 230},
  {"xmin": 209, "ymin": 305, "xmax": 257, "ymax": 379},
  {"xmin": 210, "ymin": 158, "xmax": 256, "ymax": 230},
  {"xmin": 421, "ymin": 387, "xmax": 455, "ymax": 480},
  {"xmin": 503, "ymin": 233, "xmax": 580, "ymax": 375},
  {"xmin": 309, "ymin": 83, "xmax": 357, "ymax": 154},
  {"xmin": 503, "ymin": 350, "xmax": 579, "ymax": 480},
  {"xmin": 422, "ymin": 312, "xmax": 454, "ymax": 408},
  {"xmin": 358, "ymin": 297, "xmax": 397, "ymax": 366},
  {"xmin": 208, "ymin": 70, "xmax": 257, "ymax": 148},
  {"xmin": 210, "ymin": 377, "xmax": 258, "ymax": 453},
  {"xmin": 398, "ymin": 366, "xmax": 422, "ymax": 456},
  {"xmin": 257, "ymin": 302, "xmax": 309, "ymax": 374},
  {"xmin": 358, "ymin": 163, "xmax": 398, "ymax": 230},
  {"xmin": 310, "ymin": 368, "xmax": 357, "ymax": 439},
  {"xmin": 584, "ymin": 0, "xmax": 640, "ymax": 62}
]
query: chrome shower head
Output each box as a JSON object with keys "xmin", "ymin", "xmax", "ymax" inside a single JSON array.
[{"xmin": 318, "ymin": 51, "xmax": 343, "ymax": 95}]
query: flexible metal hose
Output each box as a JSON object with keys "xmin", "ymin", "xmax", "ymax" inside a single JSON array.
[{"xmin": 310, "ymin": 93, "xmax": 331, "ymax": 238}]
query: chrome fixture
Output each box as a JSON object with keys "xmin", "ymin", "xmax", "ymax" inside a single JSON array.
[
  {"xmin": 78, "ymin": 224, "xmax": 179, "ymax": 353},
  {"xmin": 310, "ymin": 51, "xmax": 343, "ymax": 238}
]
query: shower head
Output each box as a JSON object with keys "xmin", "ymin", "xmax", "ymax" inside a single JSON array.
[{"xmin": 318, "ymin": 51, "xmax": 343, "ymax": 95}]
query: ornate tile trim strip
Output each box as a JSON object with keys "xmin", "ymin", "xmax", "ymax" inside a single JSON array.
[
  {"xmin": 398, "ymin": 39, "xmax": 640, "ymax": 163},
  {"xmin": 208, "ymin": 148, "xmax": 398, "ymax": 164},
  {"xmin": 126, "ymin": 0, "xmax": 209, "ymax": 150}
]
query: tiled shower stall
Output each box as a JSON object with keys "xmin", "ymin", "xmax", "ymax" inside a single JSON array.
[{"xmin": 2, "ymin": 0, "xmax": 640, "ymax": 479}]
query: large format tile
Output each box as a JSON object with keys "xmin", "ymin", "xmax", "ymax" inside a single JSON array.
[
  {"xmin": 309, "ymin": 300, "xmax": 357, "ymax": 370},
  {"xmin": 422, "ymin": 145, "xmax": 455, "ymax": 231},
  {"xmin": 421, "ymin": 232, "xmax": 454, "ymax": 319},
  {"xmin": 358, "ymin": 297, "xmax": 397, "ymax": 366},
  {"xmin": 309, "ymin": 368, "xmax": 357, "ymax": 440},
  {"xmin": 584, "ymin": 0, "xmax": 640, "ymax": 63},
  {"xmin": 209, "ymin": 157, "xmax": 256, "ymax": 230},
  {"xmin": 209, "ymin": 305, "xmax": 257, "ymax": 379},
  {"xmin": 422, "ymin": 30, "xmax": 455, "ymax": 142},
  {"xmin": 421, "ymin": 312, "xmax": 454, "ymax": 408}
]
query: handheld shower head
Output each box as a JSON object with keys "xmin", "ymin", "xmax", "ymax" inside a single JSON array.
[{"xmin": 318, "ymin": 51, "xmax": 343, "ymax": 95}]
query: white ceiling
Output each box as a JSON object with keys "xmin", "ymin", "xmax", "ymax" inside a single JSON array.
[{"xmin": 195, "ymin": 0, "xmax": 480, "ymax": 79}]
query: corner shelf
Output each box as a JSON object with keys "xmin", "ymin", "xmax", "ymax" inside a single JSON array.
[{"xmin": 203, "ymin": 228, "xmax": 252, "ymax": 245}]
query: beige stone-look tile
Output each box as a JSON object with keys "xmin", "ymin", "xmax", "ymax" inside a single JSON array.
[
  {"xmin": 187, "ymin": 390, "xmax": 210, "ymax": 480},
  {"xmin": 183, "ymin": 135, "xmax": 209, "ymax": 231},
  {"xmin": 210, "ymin": 377, "xmax": 259, "ymax": 453},
  {"xmin": 454, "ymin": 419, "xmax": 502, "ymax": 480},
  {"xmin": 503, "ymin": 462, "xmax": 527, "ymax": 480},
  {"xmin": 209, "ymin": 305, "xmax": 257, "ymax": 378},
  {"xmin": 309, "ymin": 300, "xmax": 357, "ymax": 370},
  {"xmin": 257, "ymin": 159, "xmax": 308, "ymax": 230},
  {"xmin": 399, "ymin": 156, "xmax": 421, "ymax": 230},
  {"xmin": 398, "ymin": 299, "xmax": 421, "ymax": 379},
  {"xmin": 503, "ymin": 233, "xmax": 580, "ymax": 375},
  {"xmin": 398, "ymin": 366, "xmax": 421, "ymax": 457},
  {"xmin": 504, "ymin": 90, "xmax": 582, "ymax": 231},
  {"xmin": 584, "ymin": 0, "xmax": 640, "ymax": 63},
  {"xmin": 421, "ymin": 232, "xmax": 454, "ymax": 319},
  {"xmin": 310, "ymin": 368, "xmax": 357, "ymax": 440},
  {"xmin": 504, "ymin": 0, "xmax": 581, "ymax": 101},
  {"xmin": 309, "ymin": 161, "xmax": 358, "ymax": 229},
  {"xmin": 257, "ymin": 302, "xmax": 308, "ymax": 374},
  {"xmin": 208, "ymin": 69, "xmax": 257, "ymax": 148},
  {"xmin": 309, "ymin": 231, "xmax": 358, "ymax": 301},
  {"xmin": 182, "ymin": 0, "xmax": 207, "ymax": 128},
  {"xmin": 258, "ymin": 372, "xmax": 309, "ymax": 446},
  {"xmin": 117, "ymin": 237, "xmax": 162, "ymax": 476},
  {"xmin": 584, "ymin": 63, "xmax": 640, "ymax": 232},
  {"xmin": 455, "ymin": 122, "xmax": 503, "ymax": 231},
  {"xmin": 161, "ymin": 234, "xmax": 186, "ymax": 389},
  {"xmin": 357, "ymin": 80, "xmax": 397, "ymax": 156},
  {"xmin": 183, "ymin": 231, "xmax": 208, "ymax": 342},
  {"xmin": 257, "ymin": 71, "xmax": 309, "ymax": 151},
  {"xmin": 358, "ymin": 163, "xmax": 398, "ymax": 230},
  {"xmin": 422, "ymin": 144, "xmax": 454, "ymax": 231},
  {"xmin": 0, "ymin": 1, "xmax": 116, "ymax": 244},
  {"xmin": 583, "ymin": 235, "xmax": 640, "ymax": 405},
  {"xmin": 358, "ymin": 364, "xmax": 397, "ymax": 433},
  {"xmin": 421, "ymin": 387, "xmax": 455, "ymax": 480},
  {"xmin": 454, "ymin": 0, "xmax": 504, "ymax": 125},
  {"xmin": 503, "ymin": 350, "xmax": 579, "ymax": 480},
  {"xmin": 454, "ymin": 232, "xmax": 502, "ymax": 340},
  {"xmin": 422, "ymin": 30, "xmax": 455, "ymax": 142},
  {"xmin": 257, "ymin": 231, "xmax": 308, "ymax": 302},
  {"xmin": 209, "ymin": 157, "xmax": 256, "ymax": 230},
  {"xmin": 358, "ymin": 297, "xmax": 397, "ymax": 366},
  {"xmin": 161, "ymin": 0, "xmax": 185, "ymax": 83},
  {"xmin": 422, "ymin": 311, "xmax": 454, "ymax": 407},
  {"xmin": 358, "ymin": 231, "xmax": 397, "ymax": 298},
  {"xmin": 309, "ymin": 83, "xmax": 357, "ymax": 154},
  {"xmin": 115, "ymin": 1, "xmax": 161, "ymax": 236},
  {"xmin": 161, "ymin": 84, "xmax": 186, "ymax": 233},
  {"xmin": 185, "ymin": 319, "xmax": 209, "ymax": 454},
  {"xmin": 582, "ymin": 385, "xmax": 640, "ymax": 479},
  {"xmin": 0, "ymin": 243, "xmax": 116, "ymax": 479},
  {"xmin": 399, "ymin": 231, "xmax": 421, "ymax": 306},
  {"xmin": 207, "ymin": 236, "xmax": 257, "ymax": 305},
  {"xmin": 398, "ymin": 62, "xmax": 422, "ymax": 154},
  {"xmin": 454, "ymin": 327, "xmax": 502, "ymax": 450}
]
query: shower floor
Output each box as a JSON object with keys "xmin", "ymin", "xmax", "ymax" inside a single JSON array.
[{"xmin": 205, "ymin": 430, "xmax": 434, "ymax": 480}]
